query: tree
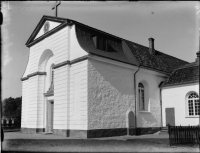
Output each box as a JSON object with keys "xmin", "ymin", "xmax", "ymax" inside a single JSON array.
[{"xmin": 2, "ymin": 97, "xmax": 22, "ymax": 124}]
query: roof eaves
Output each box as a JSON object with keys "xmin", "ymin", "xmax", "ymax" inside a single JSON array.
[
  {"xmin": 140, "ymin": 65, "xmax": 170, "ymax": 76},
  {"xmin": 161, "ymin": 80, "xmax": 199, "ymax": 88}
]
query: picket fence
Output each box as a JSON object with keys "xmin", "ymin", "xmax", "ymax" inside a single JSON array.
[{"xmin": 168, "ymin": 125, "xmax": 200, "ymax": 145}]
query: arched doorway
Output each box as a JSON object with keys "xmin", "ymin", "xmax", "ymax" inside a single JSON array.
[
  {"xmin": 128, "ymin": 111, "xmax": 135, "ymax": 135},
  {"xmin": 38, "ymin": 49, "xmax": 54, "ymax": 133}
]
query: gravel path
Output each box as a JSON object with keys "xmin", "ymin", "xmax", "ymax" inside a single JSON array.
[{"xmin": 2, "ymin": 131, "xmax": 199, "ymax": 152}]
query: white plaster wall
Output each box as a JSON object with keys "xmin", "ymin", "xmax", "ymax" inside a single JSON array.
[
  {"xmin": 136, "ymin": 69, "xmax": 166, "ymax": 128},
  {"xmin": 37, "ymin": 75, "xmax": 45, "ymax": 128},
  {"xmin": 21, "ymin": 80, "xmax": 28, "ymax": 128},
  {"xmin": 25, "ymin": 26, "xmax": 69, "ymax": 77},
  {"xmin": 45, "ymin": 56, "xmax": 54, "ymax": 92},
  {"xmin": 88, "ymin": 58, "xmax": 166, "ymax": 130},
  {"xmin": 26, "ymin": 76, "xmax": 38, "ymax": 128},
  {"xmin": 35, "ymin": 21, "xmax": 61, "ymax": 39},
  {"xmin": 88, "ymin": 59, "xmax": 136, "ymax": 130},
  {"xmin": 54, "ymin": 65, "xmax": 69, "ymax": 129},
  {"xmin": 23, "ymin": 42, "xmax": 43, "ymax": 76},
  {"xmin": 69, "ymin": 25, "xmax": 88, "ymax": 61},
  {"xmin": 48, "ymin": 27, "xmax": 69, "ymax": 63},
  {"xmin": 22, "ymin": 26, "xmax": 69, "ymax": 129},
  {"xmin": 162, "ymin": 83, "xmax": 199, "ymax": 126},
  {"xmin": 69, "ymin": 60, "xmax": 88, "ymax": 130}
]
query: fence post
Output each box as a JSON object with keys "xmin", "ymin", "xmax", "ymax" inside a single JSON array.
[{"xmin": 168, "ymin": 124, "xmax": 171, "ymax": 146}]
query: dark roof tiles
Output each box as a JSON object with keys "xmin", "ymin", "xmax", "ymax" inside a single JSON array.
[
  {"xmin": 75, "ymin": 23, "xmax": 189, "ymax": 74},
  {"xmin": 162, "ymin": 60, "xmax": 199, "ymax": 87}
]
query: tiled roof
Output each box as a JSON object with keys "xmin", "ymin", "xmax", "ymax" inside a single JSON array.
[
  {"xmin": 75, "ymin": 24, "xmax": 137, "ymax": 66},
  {"xmin": 125, "ymin": 40, "xmax": 188, "ymax": 74},
  {"xmin": 75, "ymin": 22, "xmax": 188, "ymax": 74},
  {"xmin": 161, "ymin": 60, "xmax": 199, "ymax": 87}
]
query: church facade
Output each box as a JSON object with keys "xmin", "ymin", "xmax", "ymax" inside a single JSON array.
[{"xmin": 21, "ymin": 16, "xmax": 197, "ymax": 138}]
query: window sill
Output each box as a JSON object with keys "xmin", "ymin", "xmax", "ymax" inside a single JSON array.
[
  {"xmin": 139, "ymin": 111, "xmax": 151, "ymax": 114},
  {"xmin": 185, "ymin": 116, "xmax": 200, "ymax": 118}
]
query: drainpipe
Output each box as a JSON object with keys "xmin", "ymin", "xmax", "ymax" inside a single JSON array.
[
  {"xmin": 134, "ymin": 66, "xmax": 140, "ymax": 134},
  {"xmin": 159, "ymin": 81, "xmax": 164, "ymax": 129},
  {"xmin": 160, "ymin": 87, "xmax": 163, "ymax": 128}
]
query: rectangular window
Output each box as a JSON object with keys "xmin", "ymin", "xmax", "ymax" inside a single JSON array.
[
  {"xmin": 188, "ymin": 100, "xmax": 194, "ymax": 116},
  {"xmin": 195, "ymin": 99, "xmax": 200, "ymax": 115},
  {"xmin": 138, "ymin": 89, "xmax": 140, "ymax": 109},
  {"xmin": 92, "ymin": 35, "xmax": 108, "ymax": 51},
  {"xmin": 141, "ymin": 90, "xmax": 145, "ymax": 110}
]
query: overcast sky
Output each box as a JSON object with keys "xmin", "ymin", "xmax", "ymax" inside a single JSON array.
[{"xmin": 2, "ymin": 1, "xmax": 199, "ymax": 100}]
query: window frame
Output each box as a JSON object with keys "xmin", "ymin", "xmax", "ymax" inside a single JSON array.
[
  {"xmin": 186, "ymin": 92, "xmax": 199, "ymax": 117},
  {"xmin": 138, "ymin": 83, "xmax": 145, "ymax": 111}
]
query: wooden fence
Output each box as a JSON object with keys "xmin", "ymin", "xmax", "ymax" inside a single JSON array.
[{"xmin": 168, "ymin": 125, "xmax": 200, "ymax": 145}]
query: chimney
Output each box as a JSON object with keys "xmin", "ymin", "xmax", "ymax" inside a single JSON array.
[
  {"xmin": 195, "ymin": 51, "xmax": 200, "ymax": 62},
  {"xmin": 148, "ymin": 37, "xmax": 155, "ymax": 55}
]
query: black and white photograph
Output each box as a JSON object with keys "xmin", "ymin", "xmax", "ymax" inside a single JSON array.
[{"xmin": 1, "ymin": 1, "xmax": 200, "ymax": 152}]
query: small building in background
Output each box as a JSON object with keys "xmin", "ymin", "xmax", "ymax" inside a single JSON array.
[{"xmin": 161, "ymin": 51, "xmax": 199, "ymax": 127}]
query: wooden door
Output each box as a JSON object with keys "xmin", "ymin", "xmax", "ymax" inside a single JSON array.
[
  {"xmin": 47, "ymin": 101, "xmax": 54, "ymax": 132},
  {"xmin": 165, "ymin": 108, "xmax": 175, "ymax": 126}
]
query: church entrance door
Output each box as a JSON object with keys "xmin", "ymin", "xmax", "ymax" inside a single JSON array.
[
  {"xmin": 47, "ymin": 100, "xmax": 54, "ymax": 133},
  {"xmin": 165, "ymin": 108, "xmax": 175, "ymax": 126}
]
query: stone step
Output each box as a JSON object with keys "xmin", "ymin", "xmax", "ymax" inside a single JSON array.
[{"xmin": 159, "ymin": 127, "xmax": 169, "ymax": 135}]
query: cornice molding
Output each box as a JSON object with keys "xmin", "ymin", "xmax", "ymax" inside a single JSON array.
[
  {"xmin": 161, "ymin": 80, "xmax": 199, "ymax": 88},
  {"xmin": 53, "ymin": 55, "xmax": 89, "ymax": 69},
  {"xmin": 21, "ymin": 72, "xmax": 46, "ymax": 81},
  {"xmin": 21, "ymin": 56, "xmax": 89, "ymax": 81},
  {"xmin": 53, "ymin": 60, "xmax": 70, "ymax": 69}
]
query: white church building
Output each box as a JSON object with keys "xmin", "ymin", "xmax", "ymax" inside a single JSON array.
[{"xmin": 21, "ymin": 15, "xmax": 199, "ymax": 138}]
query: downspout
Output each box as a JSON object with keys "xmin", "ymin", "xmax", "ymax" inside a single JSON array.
[
  {"xmin": 134, "ymin": 66, "xmax": 140, "ymax": 134},
  {"xmin": 159, "ymin": 81, "xmax": 164, "ymax": 129},
  {"xmin": 160, "ymin": 86, "xmax": 163, "ymax": 128}
]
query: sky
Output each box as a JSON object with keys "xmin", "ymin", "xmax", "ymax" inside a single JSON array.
[{"xmin": 1, "ymin": 1, "xmax": 200, "ymax": 100}]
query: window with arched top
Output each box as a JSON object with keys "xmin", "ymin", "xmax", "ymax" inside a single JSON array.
[
  {"xmin": 187, "ymin": 93, "xmax": 199, "ymax": 116},
  {"xmin": 138, "ymin": 83, "xmax": 145, "ymax": 111}
]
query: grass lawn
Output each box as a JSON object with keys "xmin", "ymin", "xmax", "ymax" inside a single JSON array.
[{"xmin": 2, "ymin": 138, "xmax": 199, "ymax": 152}]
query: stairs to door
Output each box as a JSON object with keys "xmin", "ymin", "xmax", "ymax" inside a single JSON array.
[{"xmin": 159, "ymin": 126, "xmax": 168, "ymax": 135}]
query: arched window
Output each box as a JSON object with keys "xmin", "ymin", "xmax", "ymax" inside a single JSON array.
[
  {"xmin": 138, "ymin": 83, "xmax": 145, "ymax": 111},
  {"xmin": 187, "ymin": 93, "xmax": 199, "ymax": 116}
]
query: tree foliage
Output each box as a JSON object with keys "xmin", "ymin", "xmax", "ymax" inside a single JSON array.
[{"xmin": 2, "ymin": 97, "xmax": 22, "ymax": 124}]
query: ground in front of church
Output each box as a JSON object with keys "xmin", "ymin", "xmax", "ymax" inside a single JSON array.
[{"xmin": 2, "ymin": 131, "xmax": 199, "ymax": 152}]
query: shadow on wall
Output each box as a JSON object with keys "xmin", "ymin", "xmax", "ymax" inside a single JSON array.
[
  {"xmin": 89, "ymin": 59, "xmax": 135, "ymax": 95},
  {"xmin": 137, "ymin": 112, "xmax": 158, "ymax": 127}
]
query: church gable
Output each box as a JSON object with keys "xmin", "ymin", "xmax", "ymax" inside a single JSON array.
[
  {"xmin": 34, "ymin": 20, "xmax": 62, "ymax": 40},
  {"xmin": 26, "ymin": 16, "xmax": 68, "ymax": 47}
]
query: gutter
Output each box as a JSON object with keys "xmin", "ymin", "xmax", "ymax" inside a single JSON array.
[{"xmin": 134, "ymin": 66, "xmax": 140, "ymax": 132}]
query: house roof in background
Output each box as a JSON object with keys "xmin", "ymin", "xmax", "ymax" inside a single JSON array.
[{"xmin": 161, "ymin": 59, "xmax": 199, "ymax": 87}]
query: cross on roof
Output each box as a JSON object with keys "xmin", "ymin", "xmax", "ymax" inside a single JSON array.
[{"xmin": 52, "ymin": 1, "xmax": 61, "ymax": 17}]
